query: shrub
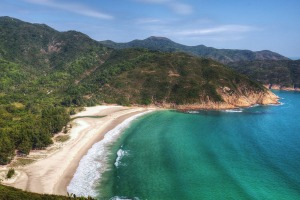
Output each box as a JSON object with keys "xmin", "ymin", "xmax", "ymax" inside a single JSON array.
[{"xmin": 6, "ymin": 168, "xmax": 15, "ymax": 179}]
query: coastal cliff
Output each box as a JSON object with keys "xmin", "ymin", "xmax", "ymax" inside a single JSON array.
[{"xmin": 163, "ymin": 88, "xmax": 279, "ymax": 110}]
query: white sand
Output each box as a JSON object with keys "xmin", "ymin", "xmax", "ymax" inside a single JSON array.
[{"xmin": 1, "ymin": 105, "xmax": 156, "ymax": 195}]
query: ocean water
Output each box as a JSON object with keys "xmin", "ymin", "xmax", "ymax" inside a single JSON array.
[{"xmin": 69, "ymin": 91, "xmax": 300, "ymax": 200}]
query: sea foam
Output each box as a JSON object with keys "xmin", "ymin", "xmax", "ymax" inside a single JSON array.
[
  {"xmin": 223, "ymin": 109, "xmax": 243, "ymax": 113},
  {"xmin": 110, "ymin": 196, "xmax": 141, "ymax": 200},
  {"xmin": 67, "ymin": 110, "xmax": 153, "ymax": 197},
  {"xmin": 114, "ymin": 148, "xmax": 129, "ymax": 167},
  {"xmin": 186, "ymin": 111, "xmax": 200, "ymax": 114}
]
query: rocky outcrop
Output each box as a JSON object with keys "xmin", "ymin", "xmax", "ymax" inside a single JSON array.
[
  {"xmin": 218, "ymin": 87, "xmax": 279, "ymax": 107},
  {"xmin": 169, "ymin": 88, "xmax": 279, "ymax": 111},
  {"xmin": 264, "ymin": 84, "xmax": 300, "ymax": 91}
]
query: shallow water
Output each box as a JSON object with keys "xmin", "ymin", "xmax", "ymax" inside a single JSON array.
[{"xmin": 71, "ymin": 91, "xmax": 300, "ymax": 200}]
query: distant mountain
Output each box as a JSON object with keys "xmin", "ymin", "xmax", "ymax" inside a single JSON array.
[
  {"xmin": 102, "ymin": 37, "xmax": 297, "ymax": 90},
  {"xmin": 100, "ymin": 36, "xmax": 289, "ymax": 64},
  {"xmin": 228, "ymin": 60, "xmax": 300, "ymax": 90}
]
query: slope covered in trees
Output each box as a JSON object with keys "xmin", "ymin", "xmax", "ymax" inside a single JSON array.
[
  {"xmin": 79, "ymin": 48, "xmax": 278, "ymax": 109},
  {"xmin": 0, "ymin": 17, "xmax": 109, "ymax": 164},
  {"xmin": 0, "ymin": 184, "xmax": 94, "ymax": 200},
  {"xmin": 228, "ymin": 60, "xmax": 300, "ymax": 90}
]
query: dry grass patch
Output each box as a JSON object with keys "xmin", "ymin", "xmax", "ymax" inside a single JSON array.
[
  {"xmin": 12, "ymin": 102, "xmax": 25, "ymax": 108},
  {"xmin": 54, "ymin": 135, "xmax": 70, "ymax": 143},
  {"xmin": 10, "ymin": 158, "xmax": 35, "ymax": 167}
]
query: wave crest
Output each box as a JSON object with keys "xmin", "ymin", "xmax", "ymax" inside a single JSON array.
[{"xmin": 67, "ymin": 111, "xmax": 153, "ymax": 197}]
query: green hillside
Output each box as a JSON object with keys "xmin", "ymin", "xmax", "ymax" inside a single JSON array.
[
  {"xmin": 79, "ymin": 48, "xmax": 265, "ymax": 106},
  {"xmin": 0, "ymin": 16, "xmax": 109, "ymax": 165},
  {"xmin": 100, "ymin": 36, "xmax": 289, "ymax": 64},
  {"xmin": 0, "ymin": 16, "xmax": 108, "ymax": 69},
  {"xmin": 228, "ymin": 60, "xmax": 300, "ymax": 90},
  {"xmin": 0, "ymin": 16, "xmax": 111, "ymax": 106},
  {"xmin": 0, "ymin": 184, "xmax": 93, "ymax": 200}
]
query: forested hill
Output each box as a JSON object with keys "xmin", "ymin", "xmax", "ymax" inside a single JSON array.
[
  {"xmin": 79, "ymin": 48, "xmax": 278, "ymax": 110},
  {"xmin": 228, "ymin": 60, "xmax": 300, "ymax": 90},
  {"xmin": 0, "ymin": 16, "xmax": 110, "ymax": 165},
  {"xmin": 100, "ymin": 36, "xmax": 289, "ymax": 64},
  {"xmin": 0, "ymin": 16, "xmax": 277, "ymax": 165},
  {"xmin": 0, "ymin": 16, "xmax": 109, "ymax": 69}
]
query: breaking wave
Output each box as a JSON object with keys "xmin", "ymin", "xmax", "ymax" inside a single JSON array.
[{"xmin": 67, "ymin": 111, "xmax": 153, "ymax": 197}]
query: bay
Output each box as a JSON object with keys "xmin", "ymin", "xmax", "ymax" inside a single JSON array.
[{"xmin": 97, "ymin": 91, "xmax": 300, "ymax": 200}]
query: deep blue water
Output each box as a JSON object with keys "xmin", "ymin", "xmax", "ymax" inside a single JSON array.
[{"xmin": 98, "ymin": 91, "xmax": 300, "ymax": 200}]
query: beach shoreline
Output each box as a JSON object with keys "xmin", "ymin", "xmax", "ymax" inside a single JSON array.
[{"xmin": 1, "ymin": 105, "xmax": 157, "ymax": 196}]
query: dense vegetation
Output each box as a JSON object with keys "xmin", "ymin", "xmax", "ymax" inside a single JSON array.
[
  {"xmin": 0, "ymin": 58, "xmax": 71, "ymax": 164},
  {"xmin": 228, "ymin": 60, "xmax": 300, "ymax": 89},
  {"xmin": 79, "ymin": 48, "xmax": 265, "ymax": 106},
  {"xmin": 0, "ymin": 17, "xmax": 109, "ymax": 164},
  {"xmin": 6, "ymin": 168, "xmax": 15, "ymax": 179},
  {"xmin": 0, "ymin": 184, "xmax": 94, "ymax": 200},
  {"xmin": 100, "ymin": 36, "xmax": 289, "ymax": 64}
]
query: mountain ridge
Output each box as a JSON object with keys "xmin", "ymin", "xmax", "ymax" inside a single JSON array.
[{"xmin": 100, "ymin": 36, "xmax": 290, "ymax": 64}]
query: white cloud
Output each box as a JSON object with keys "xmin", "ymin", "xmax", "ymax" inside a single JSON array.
[
  {"xmin": 176, "ymin": 25, "xmax": 256, "ymax": 36},
  {"xmin": 134, "ymin": 21, "xmax": 259, "ymax": 44},
  {"xmin": 135, "ymin": 18, "xmax": 163, "ymax": 24},
  {"xmin": 134, "ymin": 0, "xmax": 193, "ymax": 15},
  {"xmin": 170, "ymin": 2, "xmax": 193, "ymax": 15},
  {"xmin": 136, "ymin": 0, "xmax": 170, "ymax": 3},
  {"xmin": 24, "ymin": 0, "xmax": 113, "ymax": 20}
]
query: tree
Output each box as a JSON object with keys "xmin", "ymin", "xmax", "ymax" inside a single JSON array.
[{"xmin": 0, "ymin": 133, "xmax": 15, "ymax": 165}]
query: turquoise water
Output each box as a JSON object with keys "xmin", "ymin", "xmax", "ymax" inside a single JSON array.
[{"xmin": 98, "ymin": 91, "xmax": 300, "ymax": 200}]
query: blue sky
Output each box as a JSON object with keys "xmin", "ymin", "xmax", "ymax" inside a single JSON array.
[{"xmin": 1, "ymin": 0, "xmax": 299, "ymax": 58}]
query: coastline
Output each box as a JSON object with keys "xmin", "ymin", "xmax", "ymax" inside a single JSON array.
[
  {"xmin": 1, "ymin": 105, "xmax": 157, "ymax": 196},
  {"xmin": 264, "ymin": 84, "xmax": 300, "ymax": 91},
  {"xmin": 0, "ymin": 95, "xmax": 280, "ymax": 196}
]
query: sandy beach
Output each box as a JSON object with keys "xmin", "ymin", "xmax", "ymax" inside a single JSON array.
[{"xmin": 1, "ymin": 105, "xmax": 156, "ymax": 195}]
